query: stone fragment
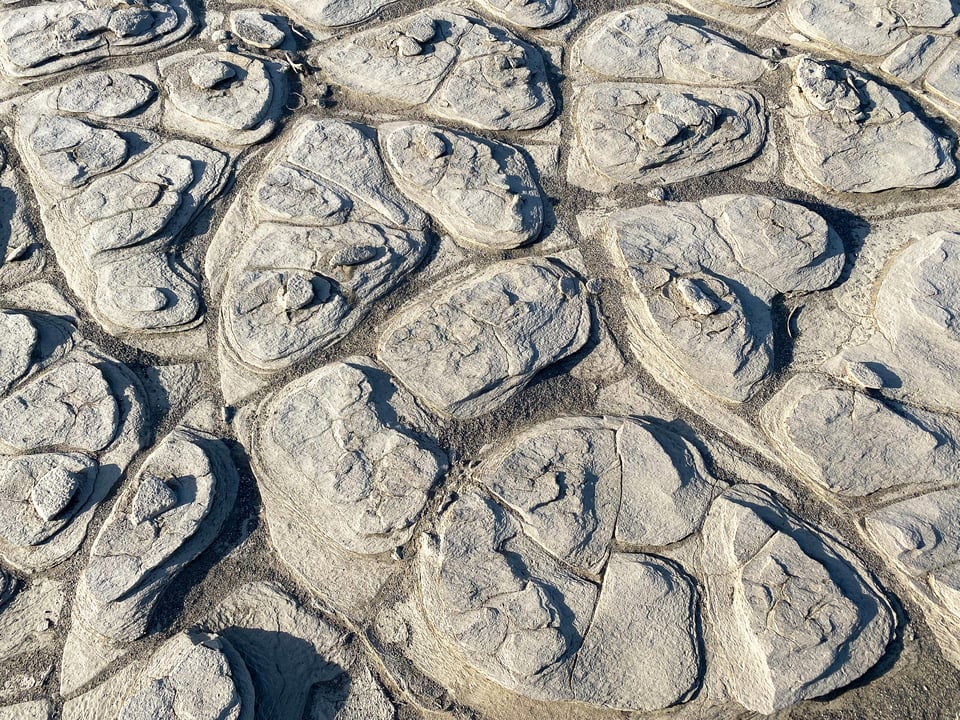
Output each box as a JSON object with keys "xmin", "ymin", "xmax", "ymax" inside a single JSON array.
[
  {"xmin": 0, "ymin": 700, "xmax": 50, "ymax": 720},
  {"xmin": 569, "ymin": 83, "xmax": 766, "ymax": 190},
  {"xmin": 478, "ymin": 416, "xmax": 720, "ymax": 572},
  {"xmin": 761, "ymin": 373, "xmax": 960, "ymax": 497},
  {"xmin": 0, "ymin": 579, "xmax": 64, "ymax": 662},
  {"xmin": 0, "ymin": 0, "xmax": 195, "ymax": 80},
  {"xmin": 251, "ymin": 358, "xmax": 445, "ymax": 615},
  {"xmin": 380, "ymin": 121, "xmax": 544, "ymax": 250},
  {"xmin": 161, "ymin": 51, "xmax": 287, "ymax": 146},
  {"xmin": 207, "ymin": 582, "xmax": 396, "ymax": 720},
  {"xmin": 831, "ymin": 231, "xmax": 960, "ymax": 414},
  {"xmin": 117, "ymin": 631, "xmax": 254, "ymax": 720},
  {"xmin": 419, "ymin": 491, "xmax": 598, "ymax": 701},
  {"xmin": 880, "ymin": 34, "xmax": 950, "ymax": 83},
  {"xmin": 230, "ymin": 10, "xmax": 287, "ymax": 49},
  {"xmin": 475, "ymin": 0, "xmax": 572, "ymax": 28},
  {"xmin": 597, "ymin": 195, "xmax": 842, "ymax": 402},
  {"xmin": 29, "ymin": 116, "xmax": 127, "ymax": 189},
  {"xmin": 786, "ymin": 0, "xmax": 909, "ymax": 57},
  {"xmin": 75, "ymin": 424, "xmax": 239, "ymax": 641},
  {"xmin": 0, "ymin": 361, "xmax": 118, "ymax": 453},
  {"xmin": 271, "ymin": 0, "xmax": 397, "ymax": 28},
  {"xmin": 318, "ymin": 9, "xmax": 555, "ymax": 131},
  {"xmin": 419, "ymin": 488, "xmax": 705, "ymax": 710},
  {"xmin": 572, "ymin": 7, "xmax": 766, "ymax": 84},
  {"xmin": 210, "ymin": 118, "xmax": 429, "ymax": 402},
  {"xmin": 925, "ymin": 43, "xmax": 960, "ymax": 111},
  {"xmin": 378, "ymin": 257, "xmax": 592, "ymax": 419},
  {"xmin": 570, "ymin": 554, "xmax": 699, "ymax": 710},
  {"xmin": 786, "ymin": 57, "xmax": 955, "ymax": 193},
  {"xmin": 54, "ymin": 71, "xmax": 156, "ymax": 118},
  {"xmin": 702, "ymin": 484, "xmax": 893, "ymax": 714}
]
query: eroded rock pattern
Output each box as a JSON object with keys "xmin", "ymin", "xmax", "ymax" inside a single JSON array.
[
  {"xmin": 587, "ymin": 195, "xmax": 843, "ymax": 403},
  {"xmin": 318, "ymin": 8, "xmax": 556, "ymax": 131},
  {"xmin": 378, "ymin": 256, "xmax": 593, "ymax": 419},
  {"xmin": 1, "ymin": 0, "xmax": 959, "ymax": 717}
]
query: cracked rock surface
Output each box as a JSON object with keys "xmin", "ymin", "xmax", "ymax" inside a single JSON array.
[{"xmin": 1, "ymin": 1, "xmax": 959, "ymax": 718}]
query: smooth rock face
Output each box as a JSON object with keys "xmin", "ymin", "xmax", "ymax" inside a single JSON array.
[
  {"xmin": 75, "ymin": 424, "xmax": 239, "ymax": 641},
  {"xmin": 570, "ymin": 554, "xmax": 699, "ymax": 710},
  {"xmin": 318, "ymin": 9, "xmax": 556, "ymax": 131},
  {"xmin": 211, "ymin": 118, "xmax": 429, "ymax": 403},
  {"xmin": 786, "ymin": 57, "xmax": 956, "ymax": 193},
  {"xmin": 378, "ymin": 257, "xmax": 593, "ymax": 419},
  {"xmin": 761, "ymin": 373, "xmax": 960, "ymax": 497},
  {"xmin": 117, "ymin": 631, "xmax": 254, "ymax": 720},
  {"xmin": 478, "ymin": 416, "xmax": 721, "ymax": 572},
  {"xmin": 476, "ymin": 0, "xmax": 572, "ymax": 28},
  {"xmin": 251, "ymin": 357, "xmax": 445, "ymax": 617},
  {"xmin": 702, "ymin": 485, "xmax": 894, "ymax": 714},
  {"xmin": 572, "ymin": 6, "xmax": 767, "ymax": 84},
  {"xmin": 380, "ymin": 121, "xmax": 544, "ymax": 250},
  {"xmin": 569, "ymin": 83, "xmax": 766, "ymax": 190},
  {"xmin": 0, "ymin": 0, "xmax": 195, "ymax": 80},
  {"xmin": 598, "ymin": 195, "xmax": 842, "ymax": 402},
  {"xmin": 272, "ymin": 0, "xmax": 397, "ymax": 28},
  {"xmin": 419, "ymin": 485, "xmax": 704, "ymax": 710},
  {"xmin": 832, "ymin": 230, "xmax": 960, "ymax": 414}
]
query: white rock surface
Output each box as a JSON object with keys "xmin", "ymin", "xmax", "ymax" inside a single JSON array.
[
  {"xmin": 786, "ymin": 57, "xmax": 955, "ymax": 193},
  {"xmin": 702, "ymin": 484, "xmax": 894, "ymax": 713},
  {"xmin": 569, "ymin": 82, "xmax": 766, "ymax": 190},
  {"xmin": 250, "ymin": 357, "xmax": 445, "ymax": 617},
  {"xmin": 0, "ymin": 0, "xmax": 195, "ymax": 81},
  {"xmin": 593, "ymin": 195, "xmax": 842, "ymax": 402},
  {"xmin": 378, "ymin": 256, "xmax": 592, "ymax": 419},
  {"xmin": 572, "ymin": 6, "xmax": 766, "ymax": 84},
  {"xmin": 318, "ymin": 8, "xmax": 556, "ymax": 131},
  {"xmin": 209, "ymin": 117, "xmax": 429, "ymax": 403},
  {"xmin": 380, "ymin": 121, "xmax": 544, "ymax": 250}
]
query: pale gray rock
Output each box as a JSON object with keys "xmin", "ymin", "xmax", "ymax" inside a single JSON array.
[
  {"xmin": 53, "ymin": 71, "xmax": 156, "ymax": 118},
  {"xmin": 28, "ymin": 116, "xmax": 127, "ymax": 189},
  {"xmin": 569, "ymin": 82, "xmax": 766, "ymax": 190},
  {"xmin": 597, "ymin": 195, "xmax": 842, "ymax": 402},
  {"xmin": 761, "ymin": 373, "xmax": 960, "ymax": 497},
  {"xmin": 0, "ymin": 311, "xmax": 38, "ymax": 395},
  {"xmin": 475, "ymin": 0, "xmax": 572, "ymax": 28},
  {"xmin": 0, "ymin": 700, "xmax": 50, "ymax": 720},
  {"xmin": 702, "ymin": 484, "xmax": 894, "ymax": 714},
  {"xmin": 0, "ymin": 331, "xmax": 147, "ymax": 573},
  {"xmin": 230, "ymin": 10, "xmax": 287, "ymax": 49},
  {"xmin": 272, "ymin": 0, "xmax": 398, "ymax": 28},
  {"xmin": 251, "ymin": 358, "xmax": 445, "ymax": 616},
  {"xmin": 478, "ymin": 416, "xmax": 720, "ymax": 572},
  {"xmin": 160, "ymin": 51, "xmax": 287, "ymax": 146},
  {"xmin": 880, "ymin": 34, "xmax": 951, "ymax": 83},
  {"xmin": 786, "ymin": 57, "xmax": 955, "ymax": 193},
  {"xmin": 866, "ymin": 489, "xmax": 960, "ymax": 582},
  {"xmin": 786, "ymin": 0, "xmax": 909, "ymax": 57},
  {"xmin": 117, "ymin": 631, "xmax": 254, "ymax": 720},
  {"xmin": 0, "ymin": 453, "xmax": 97, "ymax": 546},
  {"xmin": 0, "ymin": 361, "xmax": 118, "ymax": 453},
  {"xmin": 924, "ymin": 43, "xmax": 960, "ymax": 111},
  {"xmin": 830, "ymin": 231, "xmax": 960, "ymax": 414},
  {"xmin": 208, "ymin": 582, "xmax": 395, "ymax": 720},
  {"xmin": 419, "ymin": 491, "xmax": 599, "ymax": 701},
  {"xmin": 378, "ymin": 256, "xmax": 592, "ymax": 419},
  {"xmin": 74, "ymin": 424, "xmax": 239, "ymax": 641},
  {"xmin": 0, "ymin": 0, "xmax": 195, "ymax": 80},
  {"xmin": 570, "ymin": 554, "xmax": 699, "ymax": 710},
  {"xmin": 210, "ymin": 118, "xmax": 429, "ymax": 402},
  {"xmin": 256, "ymin": 357, "xmax": 446, "ymax": 556},
  {"xmin": 0, "ymin": 578, "xmax": 64, "ymax": 662},
  {"xmin": 572, "ymin": 6, "xmax": 766, "ymax": 84},
  {"xmin": 318, "ymin": 9, "xmax": 556, "ymax": 131},
  {"xmin": 380, "ymin": 121, "xmax": 544, "ymax": 250}
]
